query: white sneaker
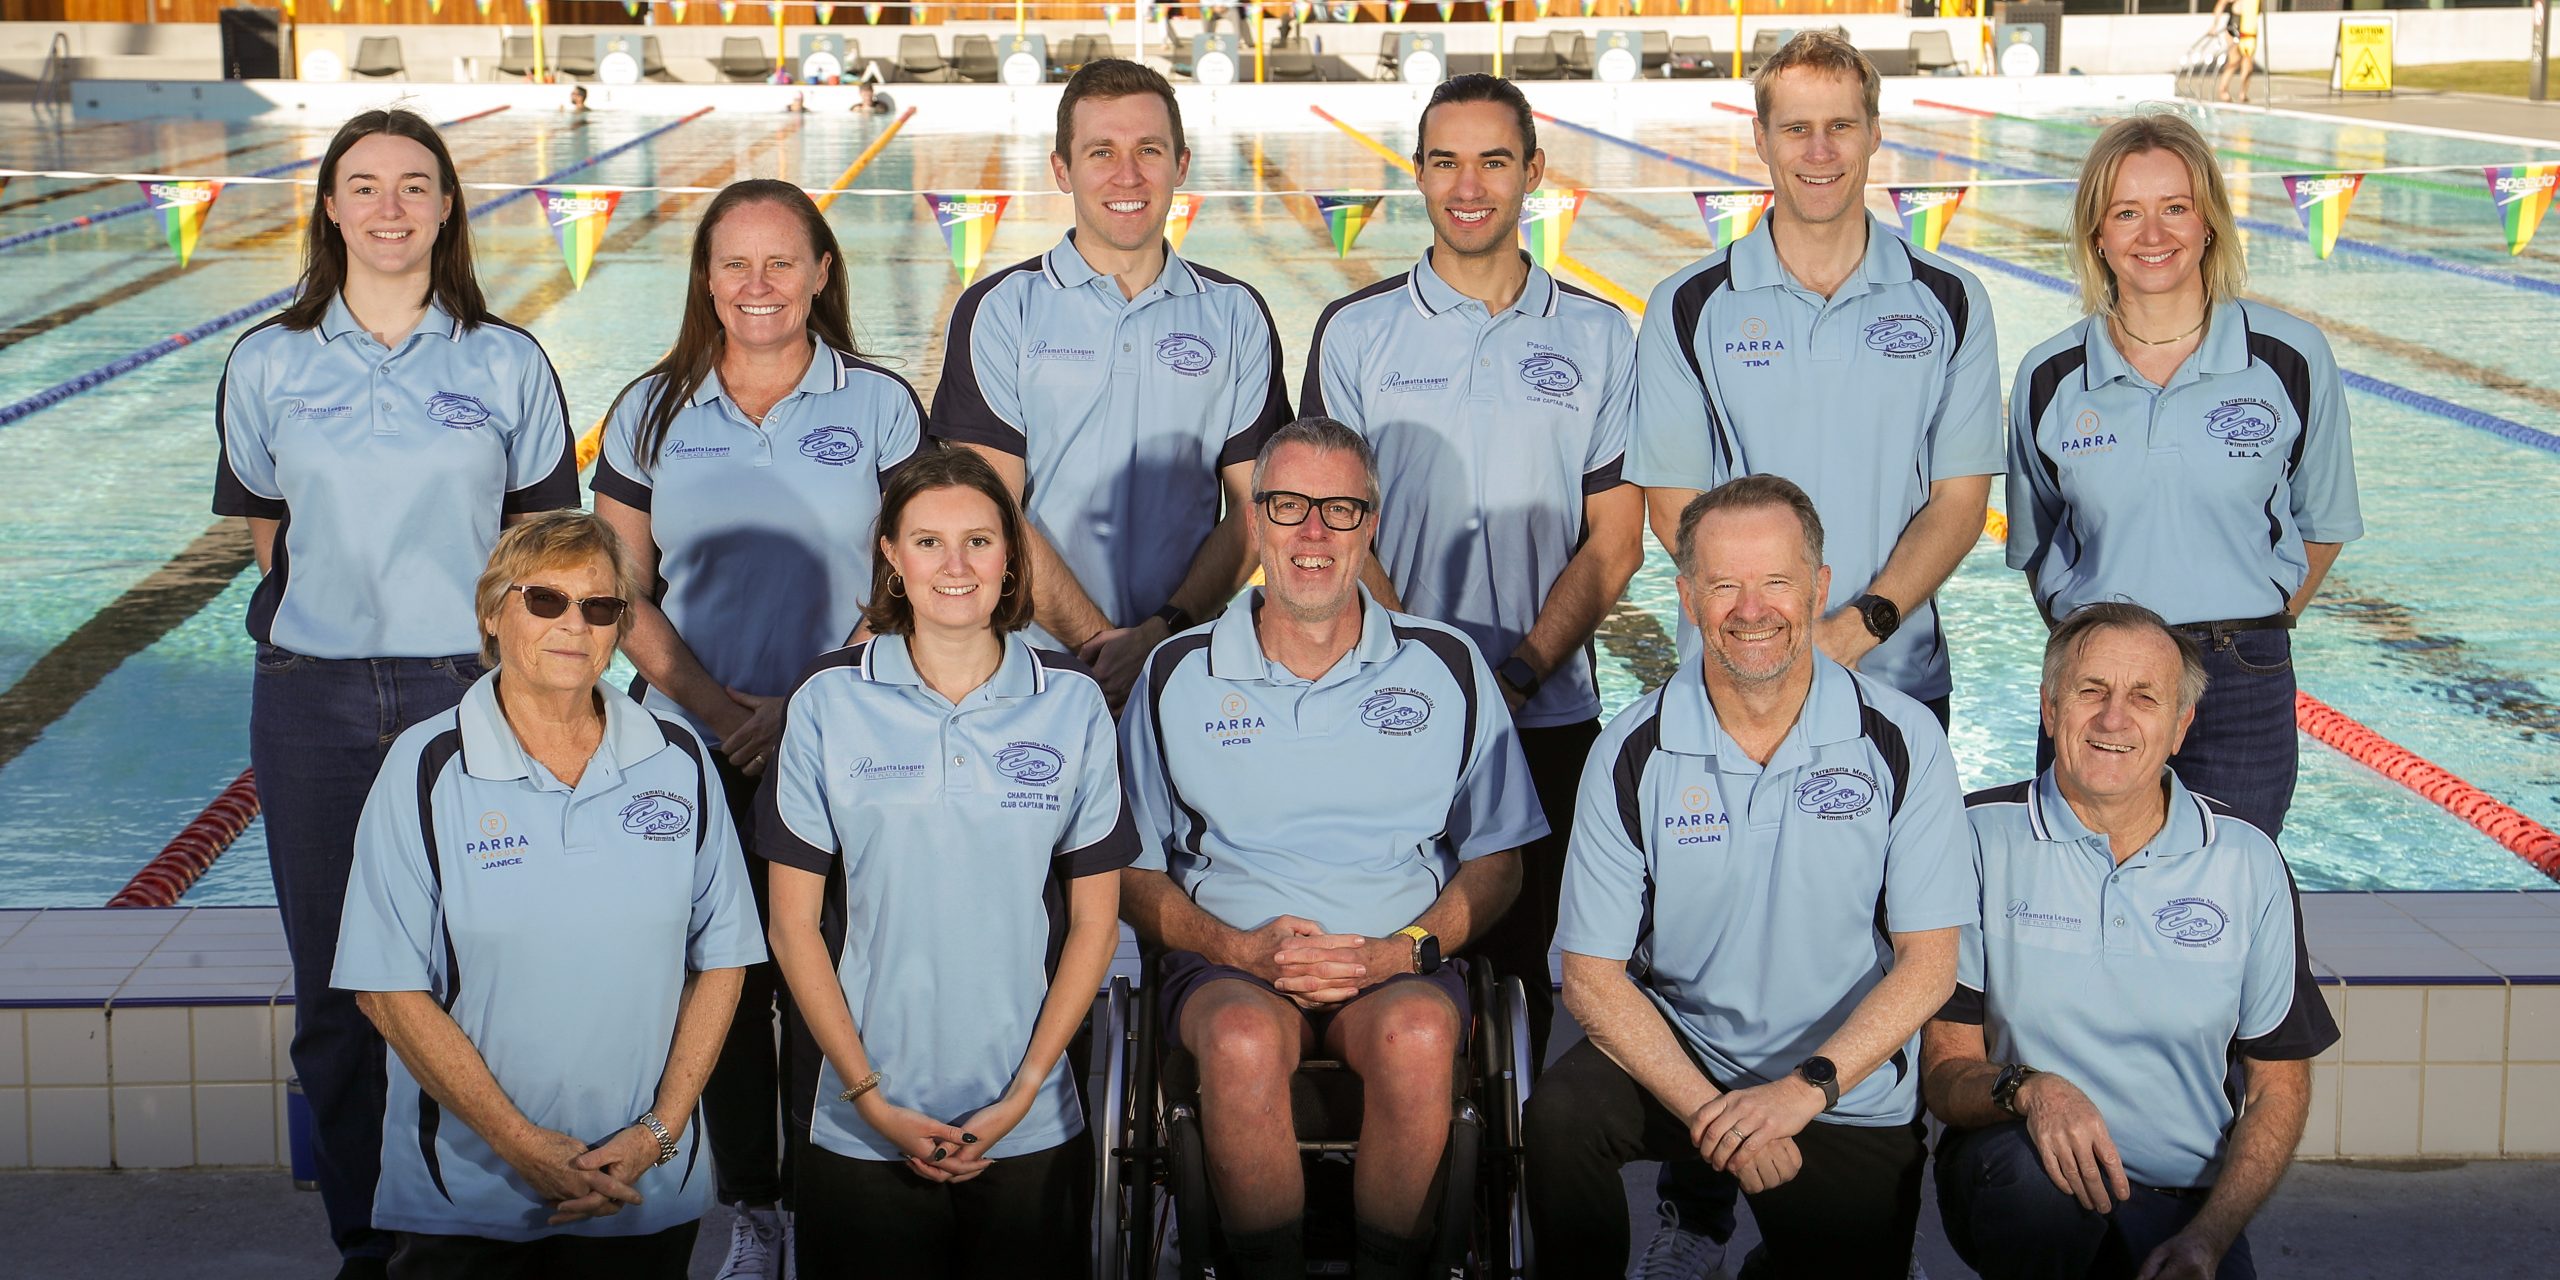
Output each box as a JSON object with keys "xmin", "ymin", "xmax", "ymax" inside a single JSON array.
[
  {"xmin": 717, "ymin": 1203, "xmax": 785, "ymax": 1280},
  {"xmin": 1629, "ymin": 1199, "xmax": 1730, "ymax": 1280}
]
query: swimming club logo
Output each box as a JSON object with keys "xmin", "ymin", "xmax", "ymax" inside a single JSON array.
[
  {"xmin": 2005, "ymin": 899, "xmax": 2085, "ymax": 932},
  {"xmin": 1663, "ymin": 784, "xmax": 1729, "ymax": 847},
  {"xmin": 1155, "ymin": 333, "xmax": 1218, "ymax": 377},
  {"xmin": 1724, "ymin": 315, "xmax": 1784, "ymax": 368},
  {"xmin": 2152, "ymin": 897, "xmax": 2231, "ymax": 948},
  {"xmin": 424, "ymin": 392, "xmax": 492, "ymax": 430},
  {"xmin": 666, "ymin": 439, "xmax": 732, "ymax": 461},
  {"xmin": 1206, "ymin": 692, "xmax": 1267, "ymax": 747},
  {"xmin": 1378, "ymin": 370, "xmax": 1451, "ymax": 395},
  {"xmin": 1027, "ymin": 338, "xmax": 1096, "ymax": 363},
  {"xmin": 468, "ymin": 810, "xmax": 530, "ymax": 870},
  {"xmin": 1518, "ymin": 348, "xmax": 1584, "ymax": 397},
  {"xmin": 1359, "ymin": 687, "xmax": 1435, "ymax": 736},
  {"xmin": 849, "ymin": 756, "xmax": 928, "ymax": 782},
  {"xmin": 994, "ymin": 741, "xmax": 1065, "ymax": 786},
  {"xmin": 620, "ymin": 791, "xmax": 696, "ymax": 842},
  {"xmin": 2204, "ymin": 398, "xmax": 2280, "ymax": 454},
  {"xmin": 1862, "ymin": 314, "xmax": 1939, "ymax": 359},
  {"xmin": 1794, "ymin": 767, "xmax": 1878, "ymax": 820},
  {"xmin": 2060, "ymin": 408, "xmax": 2118, "ymax": 459},
  {"xmin": 798, "ymin": 425, "xmax": 865, "ymax": 466}
]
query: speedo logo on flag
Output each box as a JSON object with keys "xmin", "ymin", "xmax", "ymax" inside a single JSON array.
[
  {"xmin": 141, "ymin": 179, "xmax": 224, "ymax": 267},
  {"xmin": 1887, "ymin": 186, "xmax": 1968, "ymax": 254},
  {"xmin": 1165, "ymin": 192, "xmax": 1203, "ymax": 254},
  {"xmin": 533, "ymin": 188, "xmax": 623, "ymax": 288},
  {"xmin": 921, "ymin": 192, "xmax": 1011, "ymax": 281},
  {"xmin": 2282, "ymin": 173, "xmax": 2365, "ymax": 261},
  {"xmin": 1516, "ymin": 187, "xmax": 1585, "ymax": 268},
  {"xmin": 1692, "ymin": 189, "xmax": 1773, "ymax": 250},
  {"xmin": 2483, "ymin": 163, "xmax": 2556, "ymax": 257}
]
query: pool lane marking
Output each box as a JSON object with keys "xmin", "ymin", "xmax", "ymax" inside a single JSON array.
[
  {"xmin": 2200, "ymin": 100, "xmax": 2560, "ymax": 157},
  {"xmin": 811, "ymin": 105, "xmax": 916, "ymax": 214},
  {"xmin": 0, "ymin": 107, "xmax": 711, "ymax": 433},
  {"xmin": 0, "ymin": 127, "xmax": 318, "ymax": 217},
  {"xmin": 0, "ymin": 106, "xmax": 512, "ymax": 257},
  {"xmin": 1542, "ymin": 112, "xmax": 2560, "ymax": 458}
]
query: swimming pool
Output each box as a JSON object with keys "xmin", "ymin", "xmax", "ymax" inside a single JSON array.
[{"xmin": 1, "ymin": 96, "xmax": 2555, "ymax": 902}]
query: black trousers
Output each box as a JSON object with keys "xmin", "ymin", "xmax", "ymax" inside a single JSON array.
[
  {"xmin": 1468, "ymin": 717, "xmax": 1599, "ymax": 1064},
  {"xmin": 386, "ymin": 1221, "xmax": 698, "ymax": 1280},
  {"xmin": 703, "ymin": 750, "xmax": 794, "ymax": 1206},
  {"xmin": 793, "ymin": 1132, "xmax": 1092, "ymax": 1279},
  {"xmin": 1936, "ymin": 1123, "xmax": 2258, "ymax": 1280},
  {"xmin": 1525, "ymin": 1039, "xmax": 1925, "ymax": 1280}
]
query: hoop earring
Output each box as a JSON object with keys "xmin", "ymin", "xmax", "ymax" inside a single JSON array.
[
  {"xmin": 1000, "ymin": 570, "xmax": 1016, "ymax": 596},
  {"xmin": 2204, "ymin": 231, "xmax": 2215, "ymax": 246},
  {"xmin": 886, "ymin": 573, "xmax": 905, "ymax": 599}
]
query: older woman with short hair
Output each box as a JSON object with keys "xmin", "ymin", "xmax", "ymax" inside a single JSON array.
[{"xmin": 334, "ymin": 509, "xmax": 764, "ymax": 1280}]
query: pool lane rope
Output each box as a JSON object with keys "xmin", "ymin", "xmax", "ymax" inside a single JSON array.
[
  {"xmin": 0, "ymin": 105, "xmax": 510, "ymax": 258},
  {"xmin": 0, "ymin": 106, "xmax": 712, "ymax": 433},
  {"xmin": 2295, "ymin": 693, "xmax": 2560, "ymax": 883},
  {"xmin": 107, "ymin": 768, "xmax": 260, "ymax": 908}
]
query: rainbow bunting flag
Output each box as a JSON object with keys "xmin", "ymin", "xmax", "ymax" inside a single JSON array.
[
  {"xmin": 1165, "ymin": 192, "xmax": 1204, "ymax": 254},
  {"xmin": 1313, "ymin": 194, "xmax": 1384, "ymax": 257},
  {"xmin": 2281, "ymin": 173, "xmax": 2364, "ymax": 261},
  {"xmin": 426, "ymin": 0, "xmax": 442, "ymax": 13},
  {"xmin": 718, "ymin": 0, "xmax": 736, "ymax": 20},
  {"xmin": 1691, "ymin": 188, "xmax": 1773, "ymax": 249},
  {"xmin": 2483, "ymin": 163, "xmax": 2557, "ymax": 257},
  {"xmin": 1432, "ymin": 0, "xmax": 1453, "ymax": 19},
  {"xmin": 1532, "ymin": 0, "xmax": 1549, "ymax": 16},
  {"xmin": 1888, "ymin": 185, "xmax": 1968, "ymax": 253},
  {"xmin": 667, "ymin": 0, "xmax": 686, "ymax": 18},
  {"xmin": 474, "ymin": 0, "xmax": 494, "ymax": 15},
  {"xmin": 1292, "ymin": 0, "xmax": 1310, "ymax": 23},
  {"xmin": 140, "ymin": 180, "xmax": 223, "ymax": 267},
  {"xmin": 1387, "ymin": 1, "xmax": 1408, "ymax": 21},
  {"xmin": 922, "ymin": 192, "xmax": 1011, "ymax": 281},
  {"xmin": 534, "ymin": 187, "xmax": 622, "ymax": 289},
  {"xmin": 620, "ymin": 0, "xmax": 637, "ymax": 12},
  {"xmin": 1516, "ymin": 187, "xmax": 1585, "ymax": 268},
  {"xmin": 862, "ymin": 2, "xmax": 881, "ymax": 21},
  {"xmin": 1578, "ymin": 0, "xmax": 1596, "ymax": 16},
  {"xmin": 816, "ymin": 1, "xmax": 834, "ymax": 20}
]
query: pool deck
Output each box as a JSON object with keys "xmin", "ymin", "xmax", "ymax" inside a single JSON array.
[{"xmin": 2261, "ymin": 76, "xmax": 2560, "ymax": 146}]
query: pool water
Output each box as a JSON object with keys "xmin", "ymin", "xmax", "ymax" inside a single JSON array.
[{"xmin": 1, "ymin": 100, "xmax": 2555, "ymax": 903}]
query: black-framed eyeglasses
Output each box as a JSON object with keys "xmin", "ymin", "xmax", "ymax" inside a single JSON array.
[
  {"xmin": 1254, "ymin": 490, "xmax": 1373, "ymax": 532},
  {"xmin": 508, "ymin": 584, "xmax": 630, "ymax": 627}
]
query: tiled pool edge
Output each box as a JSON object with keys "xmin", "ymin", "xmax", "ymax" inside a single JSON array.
[{"xmin": 6, "ymin": 896, "xmax": 2558, "ymax": 1169}]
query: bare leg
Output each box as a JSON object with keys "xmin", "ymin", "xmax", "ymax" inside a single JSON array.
[
  {"xmin": 1327, "ymin": 982, "xmax": 1460, "ymax": 1237},
  {"xmin": 1185, "ymin": 980, "xmax": 1314, "ymax": 1232}
]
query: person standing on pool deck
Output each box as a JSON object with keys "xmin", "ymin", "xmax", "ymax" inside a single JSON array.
[
  {"xmin": 211, "ymin": 107, "xmax": 577, "ymax": 1280},
  {"xmin": 2007, "ymin": 113, "xmax": 2359, "ymax": 841},
  {"xmin": 1621, "ymin": 33, "xmax": 2000, "ymax": 1270},
  {"xmin": 761, "ymin": 448, "xmax": 1132, "ymax": 1278},
  {"xmin": 930, "ymin": 58, "xmax": 1291, "ymax": 713},
  {"xmin": 1524, "ymin": 477, "xmax": 1971, "ymax": 1280},
  {"xmin": 591, "ymin": 178, "xmax": 923, "ymax": 1280},
  {"xmin": 1300, "ymin": 73, "xmax": 1643, "ymax": 1061},
  {"xmin": 334, "ymin": 511, "xmax": 764, "ymax": 1280},
  {"xmin": 1922, "ymin": 602, "xmax": 2334, "ymax": 1280}
]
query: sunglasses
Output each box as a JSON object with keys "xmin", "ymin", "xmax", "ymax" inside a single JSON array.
[{"xmin": 508, "ymin": 584, "xmax": 630, "ymax": 627}]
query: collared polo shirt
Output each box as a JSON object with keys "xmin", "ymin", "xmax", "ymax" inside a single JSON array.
[
  {"xmin": 1626, "ymin": 215, "xmax": 2002, "ymax": 702},
  {"xmin": 927, "ymin": 233, "xmax": 1293, "ymax": 648},
  {"xmin": 757, "ymin": 634, "xmax": 1137, "ymax": 1161},
  {"xmin": 213, "ymin": 297, "xmax": 577, "ymax": 660},
  {"xmin": 1944, "ymin": 768, "xmax": 2338, "ymax": 1188},
  {"xmin": 1302, "ymin": 250, "xmax": 1636, "ymax": 730},
  {"xmin": 1555, "ymin": 655, "xmax": 1975, "ymax": 1126},
  {"xmin": 333, "ymin": 673, "xmax": 765, "ymax": 1241},
  {"xmin": 2005, "ymin": 299, "xmax": 2363, "ymax": 626},
  {"xmin": 1122, "ymin": 586, "xmax": 1547, "ymax": 940},
  {"xmin": 592, "ymin": 344, "xmax": 923, "ymax": 742}
]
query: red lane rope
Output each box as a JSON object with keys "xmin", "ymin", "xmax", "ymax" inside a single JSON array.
[
  {"xmin": 1912, "ymin": 98, "xmax": 2001, "ymax": 118},
  {"xmin": 2296, "ymin": 692, "xmax": 2560, "ymax": 882},
  {"xmin": 107, "ymin": 768, "xmax": 261, "ymax": 908}
]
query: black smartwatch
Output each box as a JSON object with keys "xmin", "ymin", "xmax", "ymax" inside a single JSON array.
[
  {"xmin": 1992, "ymin": 1062, "xmax": 2043, "ymax": 1118},
  {"xmin": 1151, "ymin": 603, "xmax": 1195, "ymax": 633},
  {"xmin": 1849, "ymin": 593, "xmax": 1902, "ymax": 642},
  {"xmin": 1793, "ymin": 1056, "xmax": 1840, "ymax": 1111},
  {"xmin": 1497, "ymin": 655, "xmax": 1543, "ymax": 701},
  {"xmin": 1394, "ymin": 926, "xmax": 1442, "ymax": 975}
]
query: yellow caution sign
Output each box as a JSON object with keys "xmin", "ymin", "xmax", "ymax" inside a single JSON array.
[{"xmin": 2334, "ymin": 17, "xmax": 2395, "ymax": 94}]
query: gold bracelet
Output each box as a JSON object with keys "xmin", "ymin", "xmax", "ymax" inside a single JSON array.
[{"xmin": 838, "ymin": 1070, "xmax": 884, "ymax": 1104}]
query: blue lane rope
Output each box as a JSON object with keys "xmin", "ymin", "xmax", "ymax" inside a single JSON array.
[
  {"xmin": 1542, "ymin": 115, "xmax": 2560, "ymax": 459},
  {"xmin": 0, "ymin": 109, "xmax": 708, "ymax": 432}
]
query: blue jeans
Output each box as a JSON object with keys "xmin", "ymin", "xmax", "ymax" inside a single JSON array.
[
  {"xmin": 252, "ymin": 646, "xmax": 483, "ymax": 1261},
  {"xmin": 2034, "ymin": 628, "xmax": 2298, "ymax": 840},
  {"xmin": 1935, "ymin": 1123, "xmax": 2257, "ymax": 1280}
]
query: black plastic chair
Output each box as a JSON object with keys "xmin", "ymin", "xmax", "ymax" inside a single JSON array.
[
  {"xmin": 351, "ymin": 36, "xmax": 404, "ymax": 80},
  {"xmin": 719, "ymin": 36, "xmax": 769, "ymax": 82},
  {"xmin": 555, "ymin": 34, "xmax": 598, "ymax": 80}
]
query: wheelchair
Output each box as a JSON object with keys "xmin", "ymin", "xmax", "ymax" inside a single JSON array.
[{"xmin": 1087, "ymin": 956, "xmax": 1537, "ymax": 1279}]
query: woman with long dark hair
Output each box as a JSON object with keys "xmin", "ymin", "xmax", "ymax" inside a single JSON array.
[
  {"xmin": 212, "ymin": 107, "xmax": 577, "ymax": 1279},
  {"xmin": 591, "ymin": 177, "xmax": 922, "ymax": 1277}
]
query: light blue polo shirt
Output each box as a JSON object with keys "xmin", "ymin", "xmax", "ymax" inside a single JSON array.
[
  {"xmin": 2006, "ymin": 299, "xmax": 2363, "ymax": 626},
  {"xmin": 927, "ymin": 234, "xmax": 1293, "ymax": 648},
  {"xmin": 1121, "ymin": 586, "xmax": 1548, "ymax": 940},
  {"xmin": 592, "ymin": 344, "xmax": 923, "ymax": 743},
  {"xmin": 757, "ymin": 634, "xmax": 1137, "ymax": 1162},
  {"xmin": 1946, "ymin": 769, "xmax": 2338, "ymax": 1188},
  {"xmin": 1555, "ymin": 655, "xmax": 1976, "ymax": 1126},
  {"xmin": 1626, "ymin": 215, "xmax": 2002, "ymax": 702},
  {"xmin": 333, "ymin": 673, "xmax": 766, "ymax": 1242},
  {"xmin": 213, "ymin": 297, "xmax": 578, "ymax": 660},
  {"xmin": 1302, "ymin": 251, "xmax": 1636, "ymax": 730}
]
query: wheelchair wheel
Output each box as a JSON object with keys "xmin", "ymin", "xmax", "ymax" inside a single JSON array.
[{"xmin": 1089, "ymin": 976, "xmax": 1132, "ymax": 1280}]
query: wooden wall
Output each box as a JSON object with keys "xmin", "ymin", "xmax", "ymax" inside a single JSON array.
[{"xmin": 0, "ymin": 0, "xmax": 1902, "ymax": 24}]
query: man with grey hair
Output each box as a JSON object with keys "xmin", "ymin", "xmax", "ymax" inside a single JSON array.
[
  {"xmin": 1527, "ymin": 474, "xmax": 1971, "ymax": 1279},
  {"xmin": 1921, "ymin": 602, "xmax": 2335, "ymax": 1280},
  {"xmin": 1120, "ymin": 418, "xmax": 1548, "ymax": 1278}
]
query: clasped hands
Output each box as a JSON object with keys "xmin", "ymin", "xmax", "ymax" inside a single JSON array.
[
  {"xmin": 1682, "ymin": 1075, "xmax": 1827, "ymax": 1195},
  {"xmin": 1234, "ymin": 915, "xmax": 1410, "ymax": 1010}
]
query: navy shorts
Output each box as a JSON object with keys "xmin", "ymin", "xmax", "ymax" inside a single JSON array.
[{"xmin": 1156, "ymin": 948, "xmax": 1473, "ymax": 1041}]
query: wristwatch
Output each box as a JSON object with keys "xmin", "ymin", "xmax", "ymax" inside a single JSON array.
[
  {"xmin": 1151, "ymin": 603, "xmax": 1195, "ymax": 633},
  {"xmin": 1992, "ymin": 1062, "xmax": 2043, "ymax": 1118},
  {"xmin": 1849, "ymin": 593, "xmax": 1902, "ymax": 642},
  {"xmin": 634, "ymin": 1111, "xmax": 678, "ymax": 1167},
  {"xmin": 1497, "ymin": 655, "xmax": 1543, "ymax": 701},
  {"xmin": 1793, "ymin": 1056, "xmax": 1840, "ymax": 1111},
  {"xmin": 1394, "ymin": 925, "xmax": 1443, "ymax": 975}
]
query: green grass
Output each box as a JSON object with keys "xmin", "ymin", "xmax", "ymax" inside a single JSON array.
[{"xmin": 2389, "ymin": 59, "xmax": 2560, "ymax": 98}]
